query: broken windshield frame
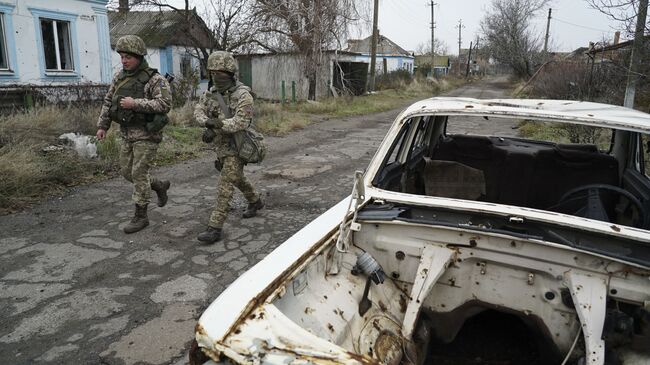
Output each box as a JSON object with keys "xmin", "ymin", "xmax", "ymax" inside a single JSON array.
[{"xmin": 357, "ymin": 202, "xmax": 650, "ymax": 267}]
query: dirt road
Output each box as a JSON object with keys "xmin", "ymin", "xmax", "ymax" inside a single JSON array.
[{"xmin": 0, "ymin": 77, "xmax": 513, "ymax": 365}]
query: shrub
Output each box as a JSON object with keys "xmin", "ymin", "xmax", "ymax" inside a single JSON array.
[{"xmin": 375, "ymin": 69, "xmax": 414, "ymax": 90}]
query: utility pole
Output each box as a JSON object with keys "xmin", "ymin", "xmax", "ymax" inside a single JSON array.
[
  {"xmin": 368, "ymin": 0, "xmax": 379, "ymax": 92},
  {"xmin": 456, "ymin": 19, "xmax": 465, "ymax": 75},
  {"xmin": 429, "ymin": 1, "xmax": 437, "ymax": 77},
  {"xmin": 623, "ymin": 0, "xmax": 648, "ymax": 108},
  {"xmin": 543, "ymin": 8, "xmax": 552, "ymax": 53},
  {"xmin": 465, "ymin": 41, "xmax": 473, "ymax": 77}
]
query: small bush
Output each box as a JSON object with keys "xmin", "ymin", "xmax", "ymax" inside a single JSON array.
[
  {"xmin": 375, "ymin": 69, "xmax": 414, "ymax": 90},
  {"xmin": 170, "ymin": 71, "xmax": 200, "ymax": 107},
  {"xmin": 169, "ymin": 100, "xmax": 198, "ymax": 127}
]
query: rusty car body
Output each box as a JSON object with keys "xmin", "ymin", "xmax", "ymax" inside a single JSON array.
[{"xmin": 191, "ymin": 98, "xmax": 650, "ymax": 365}]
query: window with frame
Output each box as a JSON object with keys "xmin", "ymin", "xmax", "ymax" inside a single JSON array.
[
  {"xmin": 40, "ymin": 18, "xmax": 73, "ymax": 71},
  {"xmin": 180, "ymin": 54, "xmax": 192, "ymax": 77},
  {"xmin": 0, "ymin": 13, "xmax": 8, "ymax": 70}
]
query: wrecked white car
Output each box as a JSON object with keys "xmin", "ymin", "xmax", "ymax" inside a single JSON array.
[{"xmin": 190, "ymin": 98, "xmax": 650, "ymax": 365}]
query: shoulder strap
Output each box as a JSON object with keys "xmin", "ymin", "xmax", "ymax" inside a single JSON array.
[{"xmin": 212, "ymin": 92, "xmax": 233, "ymax": 119}]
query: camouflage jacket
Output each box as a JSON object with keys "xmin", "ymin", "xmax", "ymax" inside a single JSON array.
[
  {"xmin": 194, "ymin": 81, "xmax": 254, "ymax": 158},
  {"xmin": 97, "ymin": 68, "xmax": 172, "ymax": 143}
]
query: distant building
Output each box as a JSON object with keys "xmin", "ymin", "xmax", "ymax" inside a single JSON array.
[
  {"xmin": 345, "ymin": 35, "xmax": 414, "ymax": 75},
  {"xmin": 414, "ymin": 54, "xmax": 450, "ymax": 77},
  {"xmin": 108, "ymin": 9, "xmax": 213, "ymax": 81}
]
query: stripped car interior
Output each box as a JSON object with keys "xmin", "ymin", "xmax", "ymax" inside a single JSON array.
[{"xmin": 191, "ymin": 98, "xmax": 650, "ymax": 365}]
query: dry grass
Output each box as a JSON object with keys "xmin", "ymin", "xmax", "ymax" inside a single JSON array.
[
  {"xmin": 0, "ymin": 77, "xmax": 466, "ymax": 213},
  {"xmin": 0, "ymin": 103, "xmax": 206, "ymax": 214}
]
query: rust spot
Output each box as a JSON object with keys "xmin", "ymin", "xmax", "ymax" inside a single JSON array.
[
  {"xmin": 327, "ymin": 323, "xmax": 335, "ymax": 332},
  {"xmin": 379, "ymin": 300, "xmax": 387, "ymax": 311},
  {"xmin": 234, "ymin": 328, "xmax": 241, "ymax": 334},
  {"xmin": 258, "ymin": 311, "xmax": 265, "ymax": 319},
  {"xmin": 323, "ymin": 295, "xmax": 328, "ymax": 300},
  {"xmin": 610, "ymin": 225, "xmax": 621, "ymax": 232},
  {"xmin": 195, "ymin": 323, "xmax": 207, "ymax": 336},
  {"xmin": 469, "ymin": 239, "xmax": 478, "ymax": 247},
  {"xmin": 587, "ymin": 114, "xmax": 594, "ymax": 117},
  {"xmin": 304, "ymin": 307, "xmax": 314, "ymax": 314},
  {"xmin": 465, "ymin": 105, "xmax": 474, "ymax": 108},
  {"xmin": 372, "ymin": 319, "xmax": 381, "ymax": 331},
  {"xmin": 249, "ymin": 313, "xmax": 257, "ymax": 320},
  {"xmin": 399, "ymin": 295, "xmax": 408, "ymax": 313}
]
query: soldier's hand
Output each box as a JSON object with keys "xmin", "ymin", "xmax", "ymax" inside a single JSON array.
[
  {"xmin": 96, "ymin": 129, "xmax": 106, "ymax": 141},
  {"xmin": 205, "ymin": 118, "xmax": 223, "ymax": 129},
  {"xmin": 202, "ymin": 128, "xmax": 216, "ymax": 143},
  {"xmin": 120, "ymin": 97, "xmax": 136, "ymax": 109}
]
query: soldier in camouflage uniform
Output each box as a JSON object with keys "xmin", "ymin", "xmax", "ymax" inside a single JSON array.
[
  {"xmin": 194, "ymin": 51, "xmax": 264, "ymax": 244},
  {"xmin": 96, "ymin": 35, "xmax": 172, "ymax": 234}
]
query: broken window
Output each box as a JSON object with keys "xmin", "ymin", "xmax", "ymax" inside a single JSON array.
[
  {"xmin": 40, "ymin": 18, "xmax": 73, "ymax": 71},
  {"xmin": 0, "ymin": 13, "xmax": 8, "ymax": 70}
]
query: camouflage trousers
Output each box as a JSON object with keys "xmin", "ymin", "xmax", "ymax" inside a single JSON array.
[
  {"xmin": 119, "ymin": 140, "xmax": 159, "ymax": 206},
  {"xmin": 209, "ymin": 156, "xmax": 259, "ymax": 228}
]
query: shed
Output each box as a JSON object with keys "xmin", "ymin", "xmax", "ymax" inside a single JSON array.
[{"xmin": 237, "ymin": 51, "xmax": 368, "ymax": 101}]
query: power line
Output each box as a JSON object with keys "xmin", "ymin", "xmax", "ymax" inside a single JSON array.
[{"xmin": 553, "ymin": 18, "xmax": 613, "ymax": 33}]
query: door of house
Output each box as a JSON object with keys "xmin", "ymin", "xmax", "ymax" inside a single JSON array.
[{"xmin": 238, "ymin": 58, "xmax": 252, "ymax": 88}]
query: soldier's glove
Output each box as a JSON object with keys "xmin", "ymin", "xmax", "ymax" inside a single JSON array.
[
  {"xmin": 202, "ymin": 128, "xmax": 216, "ymax": 143},
  {"xmin": 205, "ymin": 118, "xmax": 223, "ymax": 129}
]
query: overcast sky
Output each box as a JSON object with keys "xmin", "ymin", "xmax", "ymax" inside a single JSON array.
[{"xmin": 359, "ymin": 0, "xmax": 627, "ymax": 54}]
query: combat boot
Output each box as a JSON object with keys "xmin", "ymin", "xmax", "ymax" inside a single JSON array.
[
  {"xmin": 243, "ymin": 198, "xmax": 264, "ymax": 218},
  {"xmin": 197, "ymin": 226, "xmax": 222, "ymax": 244},
  {"xmin": 151, "ymin": 179, "xmax": 171, "ymax": 207},
  {"xmin": 124, "ymin": 204, "xmax": 149, "ymax": 234}
]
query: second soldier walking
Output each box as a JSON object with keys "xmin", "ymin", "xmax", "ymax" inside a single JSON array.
[{"xmin": 194, "ymin": 51, "xmax": 264, "ymax": 244}]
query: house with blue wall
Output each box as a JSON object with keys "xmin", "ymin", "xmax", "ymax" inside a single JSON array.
[
  {"xmin": 0, "ymin": 0, "xmax": 112, "ymax": 85},
  {"xmin": 345, "ymin": 34, "xmax": 414, "ymax": 75},
  {"xmin": 108, "ymin": 9, "xmax": 212, "ymax": 82}
]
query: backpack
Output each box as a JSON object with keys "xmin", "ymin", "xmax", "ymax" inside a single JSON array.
[{"xmin": 232, "ymin": 128, "xmax": 267, "ymax": 163}]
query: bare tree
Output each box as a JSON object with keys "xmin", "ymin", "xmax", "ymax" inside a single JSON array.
[
  {"xmin": 416, "ymin": 39, "xmax": 449, "ymax": 56},
  {"xmin": 480, "ymin": 0, "xmax": 550, "ymax": 78},
  {"xmin": 107, "ymin": 0, "xmax": 261, "ymax": 73},
  {"xmin": 586, "ymin": 0, "xmax": 649, "ymax": 35},
  {"xmin": 253, "ymin": 0, "xmax": 367, "ymax": 100}
]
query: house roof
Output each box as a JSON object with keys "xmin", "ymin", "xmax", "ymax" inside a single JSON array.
[
  {"xmin": 345, "ymin": 35, "xmax": 412, "ymax": 57},
  {"xmin": 588, "ymin": 34, "xmax": 650, "ymax": 55},
  {"xmin": 108, "ymin": 10, "xmax": 212, "ymax": 48}
]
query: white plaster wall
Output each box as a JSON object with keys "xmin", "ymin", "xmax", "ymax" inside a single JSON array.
[{"xmin": 6, "ymin": 0, "xmax": 109, "ymax": 85}]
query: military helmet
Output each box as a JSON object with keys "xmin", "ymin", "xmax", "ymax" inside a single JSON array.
[
  {"xmin": 207, "ymin": 51, "xmax": 237, "ymax": 74},
  {"xmin": 115, "ymin": 35, "xmax": 147, "ymax": 56}
]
